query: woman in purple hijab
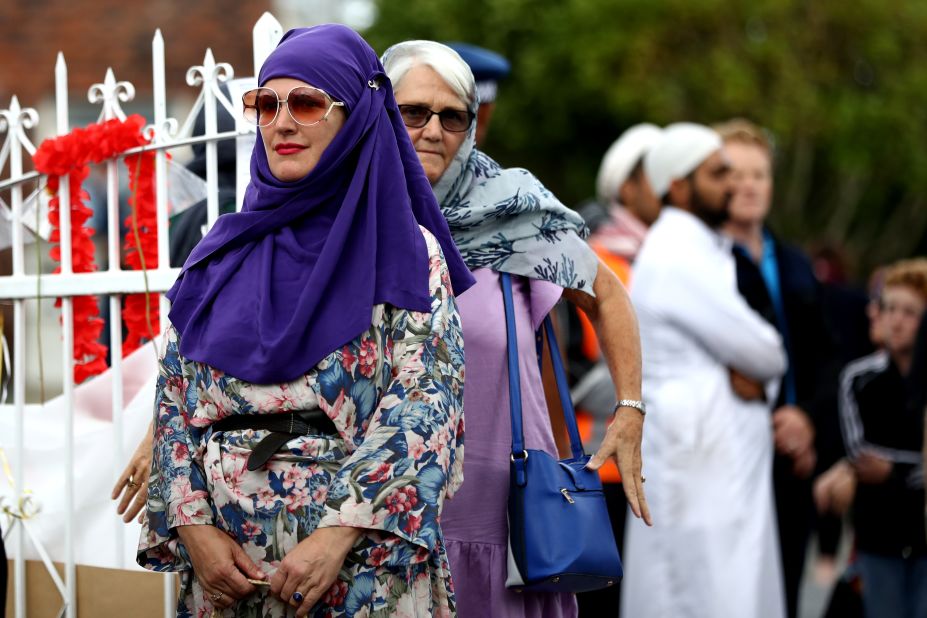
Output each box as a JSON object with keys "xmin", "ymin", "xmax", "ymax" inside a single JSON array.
[{"xmin": 137, "ymin": 24, "xmax": 473, "ymax": 617}]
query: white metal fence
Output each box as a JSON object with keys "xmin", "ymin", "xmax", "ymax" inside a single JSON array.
[{"xmin": 0, "ymin": 12, "xmax": 285, "ymax": 618}]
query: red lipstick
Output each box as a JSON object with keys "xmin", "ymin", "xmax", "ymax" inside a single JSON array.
[{"xmin": 275, "ymin": 143, "xmax": 306, "ymax": 155}]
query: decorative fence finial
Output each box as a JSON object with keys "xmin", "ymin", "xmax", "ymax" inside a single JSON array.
[{"xmin": 88, "ymin": 68, "xmax": 136, "ymax": 122}]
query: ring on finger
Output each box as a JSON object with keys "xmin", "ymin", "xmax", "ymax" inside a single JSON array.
[
  {"xmin": 292, "ymin": 591, "xmax": 304, "ymax": 604},
  {"xmin": 210, "ymin": 591, "xmax": 224, "ymax": 602}
]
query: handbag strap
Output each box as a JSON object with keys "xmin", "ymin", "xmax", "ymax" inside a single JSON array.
[
  {"xmin": 501, "ymin": 273, "xmax": 587, "ymax": 480},
  {"xmin": 542, "ymin": 315, "xmax": 586, "ymax": 461},
  {"xmin": 501, "ymin": 273, "xmax": 527, "ymax": 471}
]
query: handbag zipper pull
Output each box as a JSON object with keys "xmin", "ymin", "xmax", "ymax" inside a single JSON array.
[{"xmin": 560, "ymin": 488, "xmax": 575, "ymax": 504}]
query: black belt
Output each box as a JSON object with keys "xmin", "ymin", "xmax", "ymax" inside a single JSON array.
[{"xmin": 212, "ymin": 410, "xmax": 339, "ymax": 471}]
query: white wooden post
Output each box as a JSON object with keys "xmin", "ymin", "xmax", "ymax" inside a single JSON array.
[
  {"xmin": 151, "ymin": 29, "xmax": 176, "ymax": 616},
  {"xmin": 152, "ymin": 29, "xmax": 172, "ymax": 329},
  {"xmin": 239, "ymin": 13, "xmax": 284, "ymax": 211},
  {"xmin": 53, "ymin": 53, "xmax": 79, "ymax": 618},
  {"xmin": 253, "ymin": 12, "xmax": 283, "ymax": 78},
  {"xmin": 3, "ymin": 93, "xmax": 30, "ymax": 618},
  {"xmin": 106, "ymin": 68, "xmax": 128, "ymax": 573},
  {"xmin": 186, "ymin": 49, "xmax": 234, "ymax": 231}
]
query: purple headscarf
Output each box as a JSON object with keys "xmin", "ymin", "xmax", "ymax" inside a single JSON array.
[{"xmin": 166, "ymin": 24, "xmax": 474, "ymax": 384}]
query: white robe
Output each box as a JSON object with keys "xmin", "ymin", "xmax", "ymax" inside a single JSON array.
[{"xmin": 621, "ymin": 207, "xmax": 788, "ymax": 618}]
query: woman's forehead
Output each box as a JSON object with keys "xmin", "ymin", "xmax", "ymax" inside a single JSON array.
[
  {"xmin": 262, "ymin": 77, "xmax": 314, "ymax": 93},
  {"xmin": 395, "ymin": 65, "xmax": 466, "ymax": 108}
]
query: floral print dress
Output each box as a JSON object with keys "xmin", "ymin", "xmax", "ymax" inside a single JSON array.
[{"xmin": 138, "ymin": 230, "xmax": 466, "ymax": 618}]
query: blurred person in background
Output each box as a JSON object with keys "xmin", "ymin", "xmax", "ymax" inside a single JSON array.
[
  {"xmin": 863, "ymin": 266, "xmax": 888, "ymax": 350},
  {"xmin": 813, "ymin": 244, "xmax": 879, "ymax": 364},
  {"xmin": 168, "ymin": 82, "xmax": 241, "ymax": 268},
  {"xmin": 444, "ymin": 42, "xmax": 510, "ymax": 148},
  {"xmin": 569, "ymin": 123, "xmax": 662, "ymax": 617},
  {"xmin": 836, "ymin": 258, "xmax": 927, "ymax": 618},
  {"xmin": 908, "ymin": 314, "xmax": 927, "ymax": 526},
  {"xmin": 621, "ymin": 122, "xmax": 787, "ymax": 618},
  {"xmin": 813, "ymin": 262, "xmax": 888, "ymax": 572},
  {"xmin": 919, "ymin": 316, "xmax": 927, "ymax": 533},
  {"xmin": 574, "ymin": 125, "xmax": 661, "ymax": 237},
  {"xmin": 588, "ymin": 124, "xmax": 664, "ymax": 272},
  {"xmin": 815, "ymin": 261, "xmax": 926, "ymax": 617},
  {"xmin": 813, "ymin": 262, "xmax": 890, "ymax": 618},
  {"xmin": 716, "ymin": 118, "xmax": 841, "ymax": 618},
  {"xmin": 383, "ymin": 39, "xmax": 649, "ymax": 618}
]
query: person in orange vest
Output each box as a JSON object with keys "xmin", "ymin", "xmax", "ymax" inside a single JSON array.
[{"xmin": 573, "ymin": 124, "xmax": 662, "ymax": 617}]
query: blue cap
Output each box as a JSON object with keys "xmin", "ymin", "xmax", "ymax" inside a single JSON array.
[{"xmin": 445, "ymin": 42, "xmax": 511, "ymax": 103}]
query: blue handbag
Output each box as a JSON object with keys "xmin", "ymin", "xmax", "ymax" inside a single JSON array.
[{"xmin": 500, "ymin": 273, "xmax": 623, "ymax": 593}]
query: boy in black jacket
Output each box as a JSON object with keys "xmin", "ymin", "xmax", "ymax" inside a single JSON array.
[{"xmin": 839, "ymin": 258, "xmax": 927, "ymax": 618}]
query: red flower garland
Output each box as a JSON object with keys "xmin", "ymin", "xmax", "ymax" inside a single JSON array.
[
  {"xmin": 122, "ymin": 148, "xmax": 159, "ymax": 357},
  {"xmin": 33, "ymin": 114, "xmax": 160, "ymax": 383}
]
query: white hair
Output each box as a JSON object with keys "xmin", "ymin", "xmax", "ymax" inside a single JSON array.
[{"xmin": 382, "ymin": 40, "xmax": 478, "ymax": 109}]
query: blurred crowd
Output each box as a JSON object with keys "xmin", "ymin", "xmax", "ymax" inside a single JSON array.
[
  {"xmin": 463, "ymin": 45, "xmax": 925, "ymax": 617},
  {"xmin": 3, "ymin": 28, "xmax": 922, "ymax": 618},
  {"xmin": 572, "ymin": 118, "xmax": 926, "ymax": 618},
  {"xmin": 162, "ymin": 40, "xmax": 927, "ymax": 618}
]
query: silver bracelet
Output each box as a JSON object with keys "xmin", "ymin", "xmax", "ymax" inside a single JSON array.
[{"xmin": 613, "ymin": 399, "xmax": 646, "ymax": 416}]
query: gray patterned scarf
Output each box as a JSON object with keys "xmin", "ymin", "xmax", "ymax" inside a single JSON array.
[{"xmin": 432, "ymin": 113, "xmax": 598, "ymax": 294}]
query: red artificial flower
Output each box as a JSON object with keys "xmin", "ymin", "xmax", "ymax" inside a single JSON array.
[{"xmin": 33, "ymin": 114, "xmax": 159, "ymax": 383}]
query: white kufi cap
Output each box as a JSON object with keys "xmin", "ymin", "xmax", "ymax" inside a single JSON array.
[
  {"xmin": 595, "ymin": 123, "xmax": 663, "ymax": 204},
  {"xmin": 644, "ymin": 122, "xmax": 723, "ymax": 200}
]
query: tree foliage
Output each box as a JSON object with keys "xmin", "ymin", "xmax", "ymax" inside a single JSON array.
[{"xmin": 365, "ymin": 0, "xmax": 927, "ymax": 276}]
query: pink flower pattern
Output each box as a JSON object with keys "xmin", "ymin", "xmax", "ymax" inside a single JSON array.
[
  {"xmin": 385, "ymin": 486, "xmax": 419, "ymax": 514},
  {"xmin": 357, "ymin": 337, "xmax": 377, "ymax": 378},
  {"xmin": 366, "ymin": 462, "xmax": 392, "ymax": 484}
]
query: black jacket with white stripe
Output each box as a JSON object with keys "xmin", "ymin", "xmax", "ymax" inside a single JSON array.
[{"xmin": 839, "ymin": 350, "xmax": 926, "ymax": 558}]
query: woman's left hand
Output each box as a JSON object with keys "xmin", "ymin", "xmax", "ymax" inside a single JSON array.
[
  {"xmin": 587, "ymin": 408, "xmax": 651, "ymax": 526},
  {"xmin": 271, "ymin": 526, "xmax": 362, "ymax": 616},
  {"xmin": 564, "ymin": 259, "xmax": 650, "ymax": 526}
]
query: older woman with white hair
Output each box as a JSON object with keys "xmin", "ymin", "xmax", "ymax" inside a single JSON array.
[{"xmin": 382, "ymin": 40, "xmax": 650, "ymax": 618}]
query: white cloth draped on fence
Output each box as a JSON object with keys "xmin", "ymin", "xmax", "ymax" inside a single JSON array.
[{"xmin": 1, "ymin": 341, "xmax": 158, "ymax": 570}]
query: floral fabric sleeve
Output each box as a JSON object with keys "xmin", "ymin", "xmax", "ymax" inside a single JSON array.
[
  {"xmin": 137, "ymin": 327, "xmax": 212, "ymax": 571},
  {"xmin": 318, "ymin": 230, "xmax": 466, "ymax": 552}
]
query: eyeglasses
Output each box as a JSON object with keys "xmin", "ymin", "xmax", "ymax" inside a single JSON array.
[
  {"xmin": 398, "ymin": 105, "xmax": 474, "ymax": 133},
  {"xmin": 242, "ymin": 86, "xmax": 345, "ymax": 128}
]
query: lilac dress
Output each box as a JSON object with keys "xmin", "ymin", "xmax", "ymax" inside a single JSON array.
[{"xmin": 442, "ymin": 268, "xmax": 577, "ymax": 618}]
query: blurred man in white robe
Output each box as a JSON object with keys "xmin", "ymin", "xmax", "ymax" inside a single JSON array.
[{"xmin": 620, "ymin": 123, "xmax": 788, "ymax": 618}]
